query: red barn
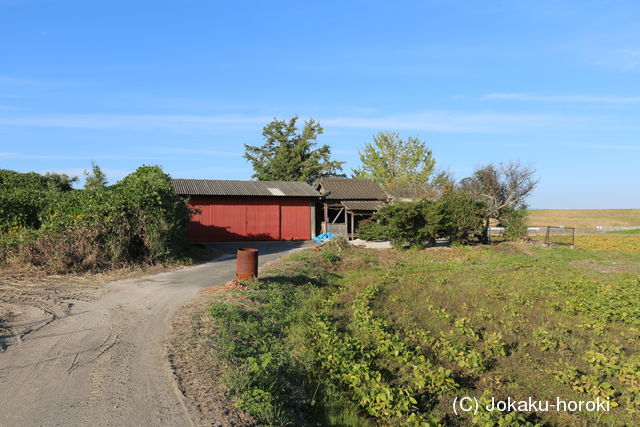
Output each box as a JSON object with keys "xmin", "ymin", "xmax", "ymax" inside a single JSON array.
[{"xmin": 171, "ymin": 179, "xmax": 320, "ymax": 242}]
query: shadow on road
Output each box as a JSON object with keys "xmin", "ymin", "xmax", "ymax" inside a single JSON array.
[{"xmin": 204, "ymin": 241, "xmax": 317, "ymax": 262}]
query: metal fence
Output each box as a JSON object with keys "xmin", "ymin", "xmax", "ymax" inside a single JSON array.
[
  {"xmin": 488, "ymin": 225, "xmax": 575, "ymax": 247},
  {"xmin": 543, "ymin": 226, "xmax": 575, "ymax": 247}
]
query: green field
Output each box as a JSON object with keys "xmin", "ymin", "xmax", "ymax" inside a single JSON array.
[
  {"xmin": 191, "ymin": 240, "xmax": 640, "ymax": 426},
  {"xmin": 608, "ymin": 229, "xmax": 640, "ymax": 235},
  {"xmin": 529, "ymin": 209, "xmax": 640, "ymax": 229}
]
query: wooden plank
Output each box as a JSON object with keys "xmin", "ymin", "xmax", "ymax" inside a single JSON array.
[{"xmin": 331, "ymin": 207, "xmax": 344, "ymax": 224}]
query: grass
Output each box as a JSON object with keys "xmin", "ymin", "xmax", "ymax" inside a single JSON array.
[
  {"xmin": 529, "ymin": 209, "xmax": 640, "ymax": 229},
  {"xmin": 607, "ymin": 228, "xmax": 640, "ymax": 235},
  {"xmin": 575, "ymin": 235, "xmax": 640, "ymax": 252},
  {"xmin": 193, "ymin": 238, "xmax": 640, "ymax": 426}
]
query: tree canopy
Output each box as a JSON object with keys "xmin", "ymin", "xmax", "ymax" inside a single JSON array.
[
  {"xmin": 459, "ymin": 161, "xmax": 538, "ymax": 242},
  {"xmin": 352, "ymin": 132, "xmax": 436, "ymax": 198},
  {"xmin": 84, "ymin": 162, "xmax": 108, "ymax": 192},
  {"xmin": 244, "ymin": 116, "xmax": 344, "ymax": 184},
  {"xmin": 459, "ymin": 161, "xmax": 538, "ymax": 221}
]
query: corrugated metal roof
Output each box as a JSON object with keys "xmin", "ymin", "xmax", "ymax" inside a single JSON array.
[
  {"xmin": 171, "ymin": 179, "xmax": 321, "ymax": 197},
  {"xmin": 316, "ymin": 177, "xmax": 388, "ymax": 201},
  {"xmin": 341, "ymin": 200, "xmax": 385, "ymax": 211}
]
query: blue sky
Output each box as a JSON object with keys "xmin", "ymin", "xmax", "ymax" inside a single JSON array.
[{"xmin": 0, "ymin": 0, "xmax": 639, "ymax": 208}]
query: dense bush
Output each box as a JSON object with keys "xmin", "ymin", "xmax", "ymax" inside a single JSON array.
[
  {"xmin": 356, "ymin": 217, "xmax": 390, "ymax": 241},
  {"xmin": 370, "ymin": 200, "xmax": 434, "ymax": 249},
  {"xmin": 0, "ymin": 169, "xmax": 74, "ymax": 231},
  {"xmin": 358, "ymin": 192, "xmax": 485, "ymax": 248},
  {"xmin": 321, "ymin": 236, "xmax": 349, "ymax": 264},
  {"xmin": 1, "ymin": 166, "xmax": 193, "ymax": 272},
  {"xmin": 501, "ymin": 206, "xmax": 529, "ymax": 241},
  {"xmin": 432, "ymin": 191, "xmax": 485, "ymax": 243}
]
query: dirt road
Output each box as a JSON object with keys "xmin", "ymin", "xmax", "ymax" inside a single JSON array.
[{"xmin": 0, "ymin": 242, "xmax": 313, "ymax": 426}]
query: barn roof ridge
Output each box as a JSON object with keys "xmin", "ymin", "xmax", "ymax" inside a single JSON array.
[
  {"xmin": 171, "ymin": 178, "xmax": 320, "ymax": 197},
  {"xmin": 315, "ymin": 176, "xmax": 388, "ymax": 201}
]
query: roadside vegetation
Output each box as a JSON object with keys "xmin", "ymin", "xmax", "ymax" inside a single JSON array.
[
  {"xmin": 0, "ymin": 165, "xmax": 202, "ymax": 274},
  {"xmin": 185, "ymin": 239, "xmax": 640, "ymax": 425}
]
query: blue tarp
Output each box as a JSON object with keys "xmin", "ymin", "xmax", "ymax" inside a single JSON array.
[{"xmin": 313, "ymin": 232, "xmax": 336, "ymax": 243}]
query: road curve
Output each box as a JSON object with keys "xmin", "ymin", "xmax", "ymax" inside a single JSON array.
[{"xmin": 0, "ymin": 242, "xmax": 313, "ymax": 427}]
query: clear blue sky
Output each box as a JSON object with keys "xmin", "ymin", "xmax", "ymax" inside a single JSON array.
[{"xmin": 1, "ymin": 0, "xmax": 639, "ymax": 208}]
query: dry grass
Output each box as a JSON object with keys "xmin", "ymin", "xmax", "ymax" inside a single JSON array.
[
  {"xmin": 529, "ymin": 209, "xmax": 640, "ymax": 229},
  {"xmin": 575, "ymin": 234, "xmax": 640, "ymax": 252}
]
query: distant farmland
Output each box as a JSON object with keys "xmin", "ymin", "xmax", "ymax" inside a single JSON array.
[{"xmin": 529, "ymin": 209, "xmax": 640, "ymax": 229}]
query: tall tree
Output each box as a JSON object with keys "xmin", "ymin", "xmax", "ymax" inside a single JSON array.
[
  {"xmin": 84, "ymin": 162, "xmax": 108, "ymax": 192},
  {"xmin": 459, "ymin": 161, "xmax": 538, "ymax": 242},
  {"xmin": 353, "ymin": 132, "xmax": 436, "ymax": 198},
  {"xmin": 244, "ymin": 116, "xmax": 344, "ymax": 184}
]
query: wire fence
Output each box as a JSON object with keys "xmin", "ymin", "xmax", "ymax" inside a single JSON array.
[
  {"xmin": 543, "ymin": 226, "xmax": 575, "ymax": 246},
  {"xmin": 488, "ymin": 225, "xmax": 575, "ymax": 247}
]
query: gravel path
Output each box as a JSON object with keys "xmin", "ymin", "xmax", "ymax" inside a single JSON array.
[{"xmin": 0, "ymin": 242, "xmax": 313, "ymax": 427}]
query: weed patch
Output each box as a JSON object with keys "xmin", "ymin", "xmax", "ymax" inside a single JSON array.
[{"xmin": 196, "ymin": 242, "xmax": 640, "ymax": 425}]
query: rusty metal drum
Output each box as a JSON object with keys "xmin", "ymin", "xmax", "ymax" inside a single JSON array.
[{"xmin": 236, "ymin": 248, "xmax": 258, "ymax": 280}]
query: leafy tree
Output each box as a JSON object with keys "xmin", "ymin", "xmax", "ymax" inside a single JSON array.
[
  {"xmin": 84, "ymin": 162, "xmax": 108, "ymax": 192},
  {"xmin": 459, "ymin": 161, "xmax": 537, "ymax": 243},
  {"xmin": 44, "ymin": 172, "xmax": 78, "ymax": 191},
  {"xmin": 244, "ymin": 116, "xmax": 344, "ymax": 184},
  {"xmin": 353, "ymin": 132, "xmax": 436, "ymax": 198}
]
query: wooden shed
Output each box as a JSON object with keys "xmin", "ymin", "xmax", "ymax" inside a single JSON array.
[
  {"xmin": 314, "ymin": 177, "xmax": 388, "ymax": 239},
  {"xmin": 172, "ymin": 179, "xmax": 320, "ymax": 242}
]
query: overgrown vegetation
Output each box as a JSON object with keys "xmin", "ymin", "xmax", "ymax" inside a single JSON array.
[
  {"xmin": 501, "ymin": 206, "xmax": 529, "ymax": 241},
  {"xmin": 357, "ymin": 191, "xmax": 485, "ymax": 248},
  {"xmin": 194, "ymin": 240, "xmax": 640, "ymax": 425},
  {"xmin": 0, "ymin": 166, "xmax": 197, "ymax": 273}
]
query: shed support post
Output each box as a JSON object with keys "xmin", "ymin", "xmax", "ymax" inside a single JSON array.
[
  {"xmin": 323, "ymin": 203, "xmax": 328, "ymax": 233},
  {"xmin": 310, "ymin": 201, "xmax": 316, "ymax": 239},
  {"xmin": 350, "ymin": 211, "xmax": 355, "ymax": 240}
]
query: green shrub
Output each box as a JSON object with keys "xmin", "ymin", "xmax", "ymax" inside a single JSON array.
[
  {"xmin": 1, "ymin": 165, "xmax": 194, "ymax": 272},
  {"xmin": 321, "ymin": 236, "xmax": 349, "ymax": 264},
  {"xmin": 0, "ymin": 169, "xmax": 73, "ymax": 231},
  {"xmin": 372, "ymin": 200, "xmax": 434, "ymax": 249},
  {"xmin": 431, "ymin": 190, "xmax": 485, "ymax": 243},
  {"xmin": 321, "ymin": 247, "xmax": 341, "ymax": 264},
  {"xmin": 356, "ymin": 217, "xmax": 390, "ymax": 241},
  {"xmin": 501, "ymin": 206, "xmax": 529, "ymax": 241},
  {"xmin": 365, "ymin": 194, "xmax": 485, "ymax": 248}
]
